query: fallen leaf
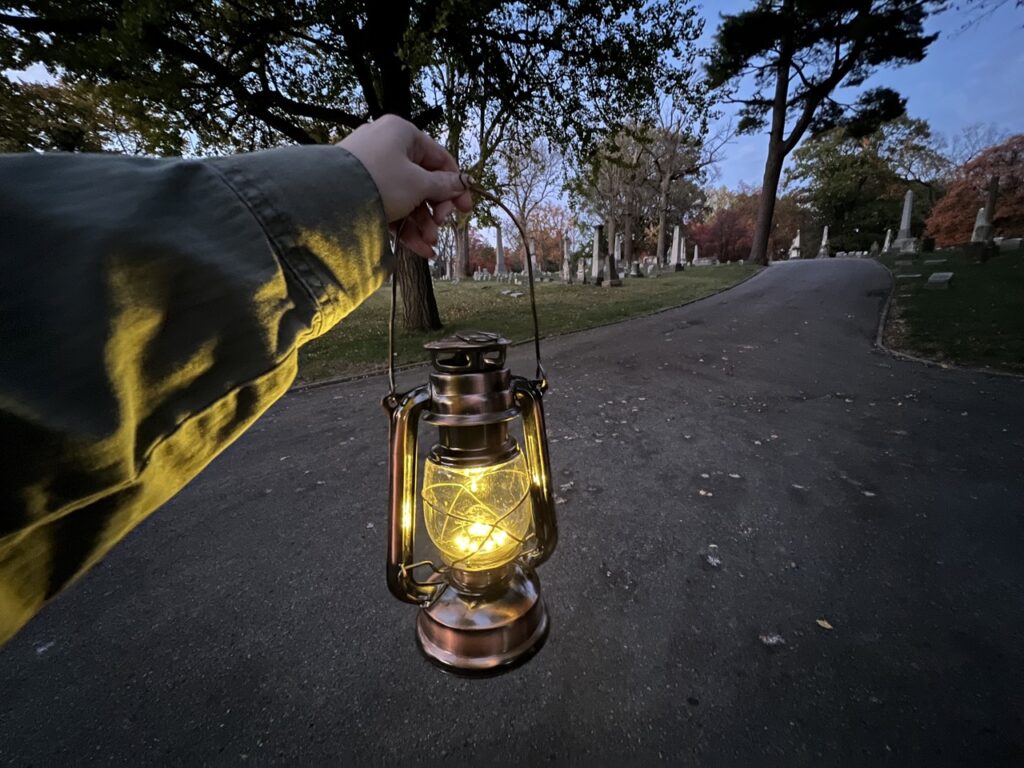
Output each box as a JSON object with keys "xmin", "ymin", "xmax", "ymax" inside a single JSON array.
[{"xmin": 816, "ymin": 618, "xmax": 834, "ymax": 630}]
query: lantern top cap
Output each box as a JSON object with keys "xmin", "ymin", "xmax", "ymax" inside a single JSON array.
[{"xmin": 424, "ymin": 330, "xmax": 511, "ymax": 352}]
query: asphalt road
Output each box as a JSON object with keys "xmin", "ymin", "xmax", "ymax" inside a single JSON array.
[{"xmin": 2, "ymin": 259, "xmax": 1023, "ymax": 767}]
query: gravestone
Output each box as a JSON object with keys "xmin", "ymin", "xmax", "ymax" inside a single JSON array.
[
  {"xmin": 970, "ymin": 207, "xmax": 988, "ymax": 243},
  {"xmin": 817, "ymin": 225, "xmax": 830, "ymax": 258},
  {"xmin": 892, "ymin": 189, "xmax": 919, "ymax": 254},
  {"xmin": 591, "ymin": 225, "xmax": 604, "ymax": 286},
  {"xmin": 870, "ymin": 241, "xmax": 880, "ymax": 258},
  {"xmin": 673, "ymin": 227, "xmax": 686, "ymax": 271},
  {"xmin": 788, "ymin": 229, "xmax": 801, "ymax": 260},
  {"xmin": 495, "ymin": 223, "xmax": 506, "ymax": 275},
  {"xmin": 971, "ymin": 177, "xmax": 1000, "ymax": 243},
  {"xmin": 925, "ymin": 272, "xmax": 954, "ymax": 290},
  {"xmin": 882, "ymin": 228, "xmax": 892, "ymax": 253}
]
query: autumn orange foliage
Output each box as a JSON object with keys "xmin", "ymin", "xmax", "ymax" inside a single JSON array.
[
  {"xmin": 689, "ymin": 188, "xmax": 806, "ymax": 262},
  {"xmin": 925, "ymin": 134, "xmax": 1024, "ymax": 246}
]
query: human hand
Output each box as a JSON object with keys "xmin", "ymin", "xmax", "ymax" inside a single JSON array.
[{"xmin": 339, "ymin": 115, "xmax": 473, "ymax": 259}]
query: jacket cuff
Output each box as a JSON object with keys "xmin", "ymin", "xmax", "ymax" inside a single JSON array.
[{"xmin": 207, "ymin": 145, "xmax": 393, "ymax": 334}]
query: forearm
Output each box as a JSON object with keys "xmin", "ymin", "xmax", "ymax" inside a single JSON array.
[{"xmin": 0, "ymin": 145, "xmax": 390, "ymax": 643}]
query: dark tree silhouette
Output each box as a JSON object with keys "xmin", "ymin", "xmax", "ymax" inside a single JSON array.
[{"xmin": 707, "ymin": 0, "xmax": 940, "ymax": 264}]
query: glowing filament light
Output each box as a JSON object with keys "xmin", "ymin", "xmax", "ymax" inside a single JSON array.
[{"xmin": 422, "ymin": 453, "xmax": 532, "ymax": 571}]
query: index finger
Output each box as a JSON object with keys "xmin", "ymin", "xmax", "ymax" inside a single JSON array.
[{"xmin": 413, "ymin": 130, "xmax": 460, "ymax": 173}]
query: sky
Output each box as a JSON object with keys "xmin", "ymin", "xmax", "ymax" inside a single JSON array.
[{"xmin": 705, "ymin": 0, "xmax": 1024, "ymax": 189}]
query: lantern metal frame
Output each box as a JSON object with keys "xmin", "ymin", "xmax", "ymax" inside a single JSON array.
[{"xmin": 381, "ymin": 186, "xmax": 558, "ymax": 673}]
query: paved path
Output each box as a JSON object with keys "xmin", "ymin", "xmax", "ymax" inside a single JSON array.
[{"xmin": 2, "ymin": 260, "xmax": 1023, "ymax": 766}]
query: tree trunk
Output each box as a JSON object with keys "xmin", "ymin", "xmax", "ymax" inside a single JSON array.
[
  {"xmin": 368, "ymin": 2, "xmax": 444, "ymax": 332},
  {"xmin": 749, "ymin": 140, "xmax": 787, "ymax": 265},
  {"xmin": 749, "ymin": 35, "xmax": 793, "ymax": 266},
  {"xmin": 624, "ymin": 211, "xmax": 634, "ymax": 269},
  {"xmin": 395, "ymin": 245, "xmax": 443, "ymax": 331},
  {"xmin": 605, "ymin": 215, "xmax": 619, "ymax": 279},
  {"xmin": 656, "ymin": 175, "xmax": 670, "ymax": 264},
  {"xmin": 453, "ymin": 214, "xmax": 472, "ymax": 278}
]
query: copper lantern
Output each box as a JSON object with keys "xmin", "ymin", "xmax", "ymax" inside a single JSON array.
[{"xmin": 382, "ymin": 330, "xmax": 557, "ymax": 673}]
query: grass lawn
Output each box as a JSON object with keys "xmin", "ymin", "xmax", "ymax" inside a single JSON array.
[
  {"xmin": 298, "ymin": 263, "xmax": 761, "ymax": 383},
  {"xmin": 879, "ymin": 246, "xmax": 1024, "ymax": 373}
]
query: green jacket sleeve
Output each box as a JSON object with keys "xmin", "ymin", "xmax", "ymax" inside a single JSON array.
[{"xmin": 0, "ymin": 145, "xmax": 392, "ymax": 644}]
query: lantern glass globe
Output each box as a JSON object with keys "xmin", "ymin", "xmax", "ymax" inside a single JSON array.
[{"xmin": 422, "ymin": 452, "xmax": 532, "ymax": 571}]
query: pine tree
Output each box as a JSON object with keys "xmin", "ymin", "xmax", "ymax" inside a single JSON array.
[{"xmin": 707, "ymin": 0, "xmax": 940, "ymax": 264}]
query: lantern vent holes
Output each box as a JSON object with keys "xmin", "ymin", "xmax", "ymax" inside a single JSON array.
[
  {"xmin": 426, "ymin": 334, "xmax": 509, "ymax": 374},
  {"xmin": 437, "ymin": 351, "xmax": 471, "ymax": 369}
]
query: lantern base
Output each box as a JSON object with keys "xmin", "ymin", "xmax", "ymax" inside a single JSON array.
[{"xmin": 416, "ymin": 564, "xmax": 548, "ymax": 674}]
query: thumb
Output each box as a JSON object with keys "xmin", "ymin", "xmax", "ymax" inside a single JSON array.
[{"xmin": 422, "ymin": 169, "xmax": 472, "ymax": 207}]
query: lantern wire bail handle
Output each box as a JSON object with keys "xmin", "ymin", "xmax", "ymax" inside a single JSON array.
[{"xmin": 387, "ymin": 175, "xmax": 546, "ymax": 397}]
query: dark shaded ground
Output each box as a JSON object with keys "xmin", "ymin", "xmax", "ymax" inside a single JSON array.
[
  {"xmin": 881, "ymin": 246, "xmax": 1024, "ymax": 373},
  {"xmin": 2, "ymin": 259, "xmax": 1022, "ymax": 767}
]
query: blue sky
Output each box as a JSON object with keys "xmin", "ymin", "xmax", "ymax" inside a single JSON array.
[{"xmin": 705, "ymin": 0, "xmax": 1024, "ymax": 188}]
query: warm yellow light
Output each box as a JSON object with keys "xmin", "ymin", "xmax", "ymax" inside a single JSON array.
[{"xmin": 422, "ymin": 453, "xmax": 532, "ymax": 571}]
